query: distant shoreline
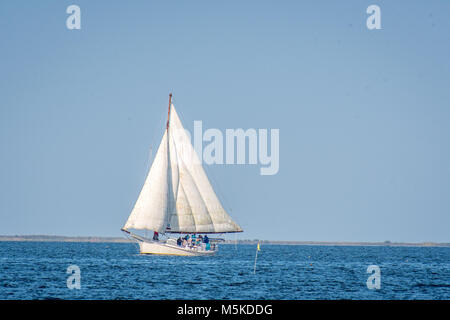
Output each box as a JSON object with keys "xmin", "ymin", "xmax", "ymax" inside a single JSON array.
[{"xmin": 0, "ymin": 235, "xmax": 449, "ymax": 247}]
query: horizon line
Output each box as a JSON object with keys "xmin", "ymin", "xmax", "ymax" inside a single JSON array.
[{"xmin": 0, "ymin": 235, "xmax": 449, "ymax": 247}]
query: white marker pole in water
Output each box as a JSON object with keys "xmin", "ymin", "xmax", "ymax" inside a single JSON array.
[{"xmin": 253, "ymin": 242, "xmax": 261, "ymax": 274}]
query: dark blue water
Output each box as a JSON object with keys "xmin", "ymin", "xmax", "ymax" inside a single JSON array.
[{"xmin": 0, "ymin": 242, "xmax": 449, "ymax": 299}]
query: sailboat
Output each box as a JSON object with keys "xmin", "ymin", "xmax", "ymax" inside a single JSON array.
[{"xmin": 121, "ymin": 94, "xmax": 243, "ymax": 256}]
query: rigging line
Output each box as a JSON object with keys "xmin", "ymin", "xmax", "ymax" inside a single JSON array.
[
  {"xmin": 126, "ymin": 99, "xmax": 166, "ymax": 230},
  {"xmin": 123, "ymin": 232, "xmax": 140, "ymax": 253},
  {"xmin": 146, "ymin": 101, "xmax": 167, "ymax": 174}
]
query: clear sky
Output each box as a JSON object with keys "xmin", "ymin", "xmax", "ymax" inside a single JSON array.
[{"xmin": 1, "ymin": 1, "xmax": 449, "ymax": 242}]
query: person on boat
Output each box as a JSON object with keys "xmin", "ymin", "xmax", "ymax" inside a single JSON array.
[
  {"xmin": 153, "ymin": 231, "xmax": 159, "ymax": 241},
  {"xmin": 203, "ymin": 235, "xmax": 209, "ymax": 244},
  {"xmin": 177, "ymin": 237, "xmax": 182, "ymax": 246}
]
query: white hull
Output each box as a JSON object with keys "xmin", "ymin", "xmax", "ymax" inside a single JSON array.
[{"xmin": 138, "ymin": 239, "xmax": 217, "ymax": 256}]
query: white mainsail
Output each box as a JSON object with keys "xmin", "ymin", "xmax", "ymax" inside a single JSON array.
[{"xmin": 124, "ymin": 102, "xmax": 242, "ymax": 234}]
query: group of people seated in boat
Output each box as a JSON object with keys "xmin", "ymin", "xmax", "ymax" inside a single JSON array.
[
  {"xmin": 176, "ymin": 234, "xmax": 212, "ymax": 251},
  {"xmin": 151, "ymin": 231, "xmax": 213, "ymax": 251}
]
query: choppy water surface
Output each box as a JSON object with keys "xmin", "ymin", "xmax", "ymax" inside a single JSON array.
[{"xmin": 0, "ymin": 242, "xmax": 449, "ymax": 299}]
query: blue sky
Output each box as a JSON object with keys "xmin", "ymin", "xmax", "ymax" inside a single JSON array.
[{"xmin": 1, "ymin": 1, "xmax": 449, "ymax": 242}]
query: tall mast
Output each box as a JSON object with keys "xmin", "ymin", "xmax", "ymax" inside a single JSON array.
[
  {"xmin": 165, "ymin": 93, "xmax": 173, "ymax": 232},
  {"xmin": 166, "ymin": 93, "xmax": 172, "ymax": 130}
]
